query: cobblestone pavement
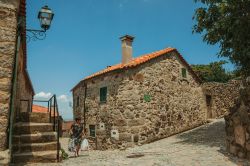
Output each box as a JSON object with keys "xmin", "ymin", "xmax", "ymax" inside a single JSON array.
[{"xmin": 29, "ymin": 119, "xmax": 250, "ymax": 166}]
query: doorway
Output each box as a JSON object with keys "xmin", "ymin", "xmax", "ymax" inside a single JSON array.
[{"xmin": 206, "ymin": 94, "xmax": 212, "ymax": 118}]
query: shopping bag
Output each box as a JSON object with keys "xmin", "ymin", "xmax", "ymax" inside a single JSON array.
[
  {"xmin": 68, "ymin": 138, "xmax": 75, "ymax": 152},
  {"xmin": 81, "ymin": 138, "xmax": 89, "ymax": 151}
]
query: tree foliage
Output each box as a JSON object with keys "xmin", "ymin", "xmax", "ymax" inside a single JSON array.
[
  {"xmin": 192, "ymin": 60, "xmax": 235, "ymax": 82},
  {"xmin": 193, "ymin": 0, "xmax": 250, "ymax": 76}
]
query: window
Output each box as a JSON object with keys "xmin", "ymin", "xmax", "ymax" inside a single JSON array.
[
  {"xmin": 100, "ymin": 87, "xmax": 107, "ymax": 102},
  {"xmin": 89, "ymin": 125, "xmax": 96, "ymax": 137},
  {"xmin": 181, "ymin": 68, "xmax": 187, "ymax": 78},
  {"xmin": 76, "ymin": 96, "xmax": 80, "ymax": 107}
]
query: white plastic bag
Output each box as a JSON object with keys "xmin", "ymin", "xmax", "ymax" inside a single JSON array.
[
  {"xmin": 81, "ymin": 138, "xmax": 89, "ymax": 151},
  {"xmin": 68, "ymin": 138, "xmax": 75, "ymax": 152}
]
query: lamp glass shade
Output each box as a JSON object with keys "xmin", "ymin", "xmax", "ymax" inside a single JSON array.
[{"xmin": 38, "ymin": 5, "xmax": 54, "ymax": 31}]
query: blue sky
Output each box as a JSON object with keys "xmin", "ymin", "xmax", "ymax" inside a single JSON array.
[{"xmin": 26, "ymin": 0, "xmax": 234, "ymax": 120}]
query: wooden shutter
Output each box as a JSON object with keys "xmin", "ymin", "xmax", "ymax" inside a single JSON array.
[
  {"xmin": 182, "ymin": 68, "xmax": 187, "ymax": 78},
  {"xmin": 89, "ymin": 125, "xmax": 96, "ymax": 137},
  {"xmin": 100, "ymin": 87, "xmax": 107, "ymax": 102}
]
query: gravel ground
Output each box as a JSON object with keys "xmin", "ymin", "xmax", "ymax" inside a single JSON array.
[{"xmin": 28, "ymin": 119, "xmax": 250, "ymax": 166}]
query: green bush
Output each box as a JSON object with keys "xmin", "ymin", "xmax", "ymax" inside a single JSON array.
[{"xmin": 61, "ymin": 148, "xmax": 69, "ymax": 160}]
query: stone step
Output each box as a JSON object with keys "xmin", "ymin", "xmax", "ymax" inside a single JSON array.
[
  {"xmin": 19, "ymin": 112, "xmax": 50, "ymax": 123},
  {"xmin": 12, "ymin": 150, "xmax": 58, "ymax": 163},
  {"xmin": 13, "ymin": 132, "xmax": 57, "ymax": 144},
  {"xmin": 12, "ymin": 142, "xmax": 58, "ymax": 153},
  {"xmin": 14, "ymin": 122, "xmax": 54, "ymax": 134}
]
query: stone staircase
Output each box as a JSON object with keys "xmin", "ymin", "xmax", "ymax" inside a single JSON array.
[{"xmin": 12, "ymin": 112, "xmax": 59, "ymax": 164}]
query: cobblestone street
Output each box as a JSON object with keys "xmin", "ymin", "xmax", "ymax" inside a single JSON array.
[{"xmin": 29, "ymin": 119, "xmax": 250, "ymax": 166}]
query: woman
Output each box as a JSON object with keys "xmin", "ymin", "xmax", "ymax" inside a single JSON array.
[{"xmin": 70, "ymin": 117, "xmax": 83, "ymax": 157}]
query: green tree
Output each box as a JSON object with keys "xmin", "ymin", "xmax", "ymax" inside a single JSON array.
[
  {"xmin": 193, "ymin": 0, "xmax": 250, "ymax": 76},
  {"xmin": 192, "ymin": 60, "xmax": 234, "ymax": 82}
]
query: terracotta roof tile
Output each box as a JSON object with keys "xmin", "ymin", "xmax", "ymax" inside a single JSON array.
[
  {"xmin": 84, "ymin": 47, "xmax": 175, "ymax": 80},
  {"xmin": 32, "ymin": 104, "xmax": 58, "ymax": 117},
  {"xmin": 72, "ymin": 47, "xmax": 201, "ymax": 91}
]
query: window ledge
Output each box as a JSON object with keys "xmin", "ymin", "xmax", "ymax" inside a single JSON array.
[
  {"xmin": 180, "ymin": 78, "xmax": 189, "ymax": 83},
  {"xmin": 87, "ymin": 136, "xmax": 96, "ymax": 139},
  {"xmin": 99, "ymin": 101, "xmax": 107, "ymax": 104}
]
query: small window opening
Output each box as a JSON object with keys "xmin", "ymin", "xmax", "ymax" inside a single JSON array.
[
  {"xmin": 100, "ymin": 87, "xmax": 107, "ymax": 102},
  {"xmin": 181, "ymin": 68, "xmax": 187, "ymax": 78},
  {"xmin": 89, "ymin": 125, "xmax": 96, "ymax": 137},
  {"xmin": 76, "ymin": 96, "xmax": 80, "ymax": 107}
]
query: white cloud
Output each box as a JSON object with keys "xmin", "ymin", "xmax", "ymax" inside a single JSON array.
[
  {"xmin": 34, "ymin": 91, "xmax": 52, "ymax": 99},
  {"xmin": 58, "ymin": 95, "xmax": 69, "ymax": 102},
  {"xmin": 58, "ymin": 102, "xmax": 73, "ymax": 120},
  {"xmin": 57, "ymin": 94, "xmax": 73, "ymax": 120},
  {"xmin": 58, "ymin": 94, "xmax": 73, "ymax": 103}
]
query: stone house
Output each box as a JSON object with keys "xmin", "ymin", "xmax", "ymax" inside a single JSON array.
[
  {"xmin": 72, "ymin": 35, "xmax": 207, "ymax": 149},
  {"xmin": 0, "ymin": 0, "xmax": 34, "ymax": 152},
  {"xmin": 0, "ymin": 0, "xmax": 61, "ymax": 163}
]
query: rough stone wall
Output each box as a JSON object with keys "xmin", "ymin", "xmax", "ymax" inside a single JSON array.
[
  {"xmin": 73, "ymin": 85, "xmax": 85, "ymax": 119},
  {"xmin": 202, "ymin": 80, "xmax": 241, "ymax": 119},
  {"xmin": 0, "ymin": 0, "xmax": 33, "ymax": 151},
  {"xmin": 224, "ymin": 77, "xmax": 250, "ymax": 160},
  {"xmin": 17, "ymin": 71, "xmax": 33, "ymax": 113},
  {"xmin": 0, "ymin": 2, "xmax": 18, "ymax": 150},
  {"xmin": 73, "ymin": 52, "xmax": 207, "ymax": 149},
  {"xmin": 15, "ymin": 45, "xmax": 33, "ymax": 115}
]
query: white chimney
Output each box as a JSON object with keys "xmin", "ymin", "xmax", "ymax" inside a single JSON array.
[{"xmin": 120, "ymin": 35, "xmax": 134, "ymax": 64}]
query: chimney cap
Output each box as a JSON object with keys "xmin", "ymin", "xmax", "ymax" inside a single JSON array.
[{"xmin": 120, "ymin": 35, "xmax": 135, "ymax": 42}]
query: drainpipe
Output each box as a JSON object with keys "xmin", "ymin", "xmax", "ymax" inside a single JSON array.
[
  {"xmin": 83, "ymin": 82, "xmax": 87, "ymax": 131},
  {"xmin": 31, "ymin": 96, "xmax": 33, "ymax": 112},
  {"xmin": 8, "ymin": 30, "xmax": 21, "ymax": 162},
  {"xmin": 8, "ymin": 18, "xmax": 22, "ymax": 162}
]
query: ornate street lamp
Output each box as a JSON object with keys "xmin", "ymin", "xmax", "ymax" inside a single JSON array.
[
  {"xmin": 38, "ymin": 5, "xmax": 54, "ymax": 31},
  {"xmin": 26, "ymin": 5, "xmax": 54, "ymax": 42}
]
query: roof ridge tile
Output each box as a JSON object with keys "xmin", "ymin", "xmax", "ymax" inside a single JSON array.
[
  {"xmin": 71, "ymin": 47, "xmax": 201, "ymax": 91},
  {"xmin": 83, "ymin": 47, "xmax": 175, "ymax": 81}
]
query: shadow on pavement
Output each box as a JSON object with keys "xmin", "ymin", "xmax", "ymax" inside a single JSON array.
[
  {"xmin": 175, "ymin": 119, "xmax": 250, "ymax": 165},
  {"xmin": 176, "ymin": 120, "xmax": 225, "ymax": 148}
]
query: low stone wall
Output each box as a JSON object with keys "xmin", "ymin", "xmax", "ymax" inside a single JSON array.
[
  {"xmin": 224, "ymin": 77, "xmax": 250, "ymax": 160},
  {"xmin": 202, "ymin": 80, "xmax": 241, "ymax": 119}
]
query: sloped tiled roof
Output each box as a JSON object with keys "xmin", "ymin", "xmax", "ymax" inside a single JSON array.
[
  {"xmin": 20, "ymin": 0, "xmax": 35, "ymax": 95},
  {"xmin": 20, "ymin": 0, "xmax": 27, "ymax": 68},
  {"xmin": 32, "ymin": 105, "xmax": 58, "ymax": 117},
  {"xmin": 85, "ymin": 48, "xmax": 175, "ymax": 80},
  {"xmin": 72, "ymin": 47, "xmax": 201, "ymax": 91}
]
